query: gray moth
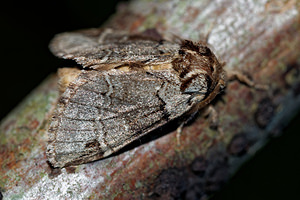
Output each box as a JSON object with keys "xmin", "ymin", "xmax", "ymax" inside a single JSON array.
[{"xmin": 47, "ymin": 28, "xmax": 226, "ymax": 168}]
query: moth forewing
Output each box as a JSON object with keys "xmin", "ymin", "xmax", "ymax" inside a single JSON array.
[{"xmin": 47, "ymin": 28, "xmax": 225, "ymax": 168}]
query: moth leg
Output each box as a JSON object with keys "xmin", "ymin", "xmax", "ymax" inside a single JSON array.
[
  {"xmin": 176, "ymin": 111, "xmax": 199, "ymax": 145},
  {"xmin": 176, "ymin": 123, "xmax": 184, "ymax": 146},
  {"xmin": 203, "ymin": 105, "xmax": 225, "ymax": 138},
  {"xmin": 226, "ymin": 70, "xmax": 268, "ymax": 90},
  {"xmin": 176, "ymin": 104, "xmax": 223, "ymax": 145},
  {"xmin": 203, "ymin": 105, "xmax": 218, "ymax": 129}
]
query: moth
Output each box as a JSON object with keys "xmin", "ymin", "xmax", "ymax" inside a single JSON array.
[{"xmin": 47, "ymin": 28, "xmax": 226, "ymax": 168}]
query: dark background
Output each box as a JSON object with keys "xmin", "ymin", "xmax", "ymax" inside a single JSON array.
[
  {"xmin": 0, "ymin": 0, "xmax": 124, "ymax": 120},
  {"xmin": 1, "ymin": 1, "xmax": 299, "ymax": 200}
]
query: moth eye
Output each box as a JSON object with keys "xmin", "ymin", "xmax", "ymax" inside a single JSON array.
[{"xmin": 178, "ymin": 49, "xmax": 185, "ymax": 55}]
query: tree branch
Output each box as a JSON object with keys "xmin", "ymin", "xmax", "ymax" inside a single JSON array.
[{"xmin": 1, "ymin": 0, "xmax": 300, "ymax": 199}]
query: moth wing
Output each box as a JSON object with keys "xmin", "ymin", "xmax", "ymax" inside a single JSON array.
[
  {"xmin": 47, "ymin": 69, "xmax": 196, "ymax": 168},
  {"xmin": 49, "ymin": 29, "xmax": 180, "ymax": 70}
]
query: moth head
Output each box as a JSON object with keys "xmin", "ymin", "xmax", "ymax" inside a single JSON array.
[{"xmin": 173, "ymin": 40, "xmax": 226, "ymax": 96}]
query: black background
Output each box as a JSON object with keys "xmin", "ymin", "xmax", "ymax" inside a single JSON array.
[
  {"xmin": 0, "ymin": 0, "xmax": 124, "ymax": 120},
  {"xmin": 0, "ymin": 1, "xmax": 299, "ymax": 200}
]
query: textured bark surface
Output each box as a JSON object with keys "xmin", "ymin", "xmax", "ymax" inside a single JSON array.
[{"xmin": 1, "ymin": 0, "xmax": 300, "ymax": 199}]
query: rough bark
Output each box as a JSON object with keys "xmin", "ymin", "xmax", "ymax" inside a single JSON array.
[{"xmin": 1, "ymin": 0, "xmax": 300, "ymax": 199}]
